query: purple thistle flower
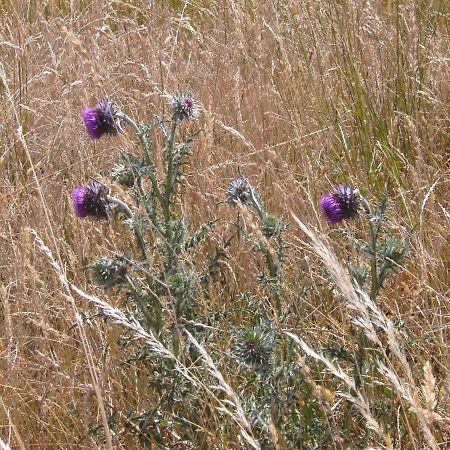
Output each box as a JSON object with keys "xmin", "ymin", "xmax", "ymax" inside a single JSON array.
[
  {"xmin": 320, "ymin": 184, "xmax": 359, "ymax": 224},
  {"xmin": 82, "ymin": 100, "xmax": 122, "ymax": 139},
  {"xmin": 72, "ymin": 181, "xmax": 109, "ymax": 219},
  {"xmin": 169, "ymin": 92, "xmax": 201, "ymax": 121}
]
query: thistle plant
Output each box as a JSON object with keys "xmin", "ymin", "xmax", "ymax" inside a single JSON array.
[
  {"xmin": 320, "ymin": 183, "xmax": 410, "ymax": 392},
  {"xmin": 226, "ymin": 174, "xmax": 287, "ymax": 316},
  {"xmin": 320, "ymin": 183, "xmax": 409, "ymax": 302},
  {"xmin": 75, "ymin": 94, "xmax": 206, "ymax": 326},
  {"xmin": 69, "ymin": 95, "xmax": 410, "ymax": 448},
  {"xmin": 71, "ymin": 94, "xmax": 219, "ymax": 443}
]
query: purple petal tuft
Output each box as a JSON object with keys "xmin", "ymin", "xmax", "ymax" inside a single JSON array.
[
  {"xmin": 320, "ymin": 195, "xmax": 344, "ymax": 224},
  {"xmin": 320, "ymin": 184, "xmax": 359, "ymax": 224},
  {"xmin": 82, "ymin": 108, "xmax": 103, "ymax": 139},
  {"xmin": 72, "ymin": 187, "xmax": 89, "ymax": 217}
]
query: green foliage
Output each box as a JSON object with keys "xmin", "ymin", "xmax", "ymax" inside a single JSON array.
[
  {"xmin": 377, "ymin": 233, "xmax": 410, "ymax": 288},
  {"xmin": 87, "ymin": 256, "xmax": 128, "ymax": 290}
]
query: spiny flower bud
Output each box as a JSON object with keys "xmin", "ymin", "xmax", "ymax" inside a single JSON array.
[
  {"xmin": 169, "ymin": 92, "xmax": 201, "ymax": 121},
  {"xmin": 233, "ymin": 325, "xmax": 276, "ymax": 369},
  {"xmin": 227, "ymin": 177, "xmax": 251, "ymax": 204},
  {"xmin": 87, "ymin": 256, "xmax": 128, "ymax": 290}
]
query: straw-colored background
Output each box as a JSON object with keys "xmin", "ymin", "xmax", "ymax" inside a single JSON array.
[{"xmin": 1, "ymin": 0, "xmax": 449, "ymax": 447}]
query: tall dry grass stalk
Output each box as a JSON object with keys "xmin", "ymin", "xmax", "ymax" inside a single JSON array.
[{"xmin": 289, "ymin": 213, "xmax": 447, "ymax": 448}]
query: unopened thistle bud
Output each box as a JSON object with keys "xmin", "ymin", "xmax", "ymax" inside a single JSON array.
[
  {"xmin": 82, "ymin": 100, "xmax": 123, "ymax": 139},
  {"xmin": 227, "ymin": 177, "xmax": 251, "ymax": 204},
  {"xmin": 233, "ymin": 325, "xmax": 276, "ymax": 368},
  {"xmin": 169, "ymin": 92, "xmax": 201, "ymax": 121},
  {"xmin": 320, "ymin": 184, "xmax": 359, "ymax": 224}
]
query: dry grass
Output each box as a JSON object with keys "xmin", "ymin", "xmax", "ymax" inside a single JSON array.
[{"xmin": 1, "ymin": 0, "xmax": 449, "ymax": 448}]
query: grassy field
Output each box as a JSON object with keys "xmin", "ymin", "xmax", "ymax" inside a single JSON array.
[{"xmin": 1, "ymin": 0, "xmax": 449, "ymax": 448}]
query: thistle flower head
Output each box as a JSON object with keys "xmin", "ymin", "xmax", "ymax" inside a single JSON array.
[
  {"xmin": 320, "ymin": 184, "xmax": 359, "ymax": 224},
  {"xmin": 233, "ymin": 324, "xmax": 276, "ymax": 369},
  {"xmin": 82, "ymin": 100, "xmax": 123, "ymax": 139},
  {"xmin": 227, "ymin": 177, "xmax": 251, "ymax": 204},
  {"xmin": 72, "ymin": 180, "xmax": 109, "ymax": 219},
  {"xmin": 169, "ymin": 92, "xmax": 201, "ymax": 121}
]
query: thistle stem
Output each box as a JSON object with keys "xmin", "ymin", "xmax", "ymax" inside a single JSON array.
[
  {"xmin": 163, "ymin": 119, "xmax": 179, "ymax": 267},
  {"xmin": 359, "ymin": 195, "xmax": 379, "ymax": 302},
  {"xmin": 368, "ymin": 224, "xmax": 379, "ymax": 301},
  {"xmin": 118, "ymin": 112, "xmax": 166, "ymax": 206},
  {"xmin": 165, "ymin": 119, "xmax": 179, "ymax": 208},
  {"xmin": 125, "ymin": 275, "xmax": 154, "ymax": 328},
  {"xmin": 244, "ymin": 176, "xmax": 264, "ymax": 220},
  {"xmin": 107, "ymin": 196, "xmax": 133, "ymax": 217},
  {"xmin": 354, "ymin": 195, "xmax": 378, "ymax": 393},
  {"xmin": 117, "ymin": 113, "xmax": 140, "ymax": 135},
  {"xmin": 107, "ymin": 195, "xmax": 148, "ymax": 262}
]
